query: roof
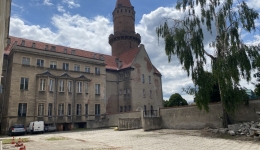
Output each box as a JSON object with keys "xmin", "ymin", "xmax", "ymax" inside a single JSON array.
[
  {"xmin": 5, "ymin": 36, "xmax": 161, "ymax": 75},
  {"xmin": 115, "ymin": 0, "xmax": 132, "ymax": 8}
]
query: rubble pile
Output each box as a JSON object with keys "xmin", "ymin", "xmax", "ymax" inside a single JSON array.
[{"xmin": 209, "ymin": 121, "xmax": 260, "ymax": 139}]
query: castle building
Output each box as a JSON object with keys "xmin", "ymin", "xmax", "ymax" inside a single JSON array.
[{"xmin": 0, "ymin": 0, "xmax": 163, "ymax": 133}]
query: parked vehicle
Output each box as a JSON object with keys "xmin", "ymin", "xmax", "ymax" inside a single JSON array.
[
  {"xmin": 44, "ymin": 124, "xmax": 56, "ymax": 132},
  {"xmin": 26, "ymin": 121, "xmax": 44, "ymax": 134},
  {"xmin": 8, "ymin": 124, "xmax": 26, "ymax": 136}
]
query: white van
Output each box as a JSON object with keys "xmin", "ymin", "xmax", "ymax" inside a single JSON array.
[{"xmin": 26, "ymin": 121, "xmax": 44, "ymax": 134}]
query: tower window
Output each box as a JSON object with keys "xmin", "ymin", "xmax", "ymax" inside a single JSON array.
[
  {"xmin": 125, "ymin": 9, "xmax": 127, "ymax": 12},
  {"xmin": 117, "ymin": 10, "xmax": 119, "ymax": 13},
  {"xmin": 121, "ymin": 9, "xmax": 122, "ymax": 12},
  {"xmin": 129, "ymin": 10, "xmax": 130, "ymax": 13}
]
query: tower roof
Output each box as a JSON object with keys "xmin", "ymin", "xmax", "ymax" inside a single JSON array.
[{"xmin": 115, "ymin": 0, "xmax": 132, "ymax": 8}]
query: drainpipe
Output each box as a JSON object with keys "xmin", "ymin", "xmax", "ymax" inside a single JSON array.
[
  {"xmin": 2, "ymin": 56, "xmax": 8, "ymax": 133},
  {"xmin": 72, "ymin": 79, "xmax": 76, "ymax": 129},
  {"xmin": 54, "ymin": 77, "xmax": 58, "ymax": 127}
]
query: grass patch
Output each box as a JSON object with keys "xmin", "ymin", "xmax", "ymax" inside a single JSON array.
[
  {"xmin": 1, "ymin": 138, "xmax": 30, "ymax": 144},
  {"xmin": 46, "ymin": 136, "xmax": 69, "ymax": 141}
]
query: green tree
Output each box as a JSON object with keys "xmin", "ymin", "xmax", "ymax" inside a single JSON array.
[
  {"xmin": 168, "ymin": 93, "xmax": 188, "ymax": 107},
  {"xmin": 163, "ymin": 100, "xmax": 169, "ymax": 107},
  {"xmin": 156, "ymin": 0, "xmax": 259, "ymax": 127}
]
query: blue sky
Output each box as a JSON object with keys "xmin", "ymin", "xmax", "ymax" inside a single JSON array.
[{"xmin": 9, "ymin": 0, "xmax": 260, "ymax": 102}]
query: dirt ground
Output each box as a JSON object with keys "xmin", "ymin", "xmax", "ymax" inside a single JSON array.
[{"xmin": 163, "ymin": 128, "xmax": 259, "ymax": 142}]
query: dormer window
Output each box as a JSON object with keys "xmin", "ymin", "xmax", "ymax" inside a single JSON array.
[
  {"xmin": 71, "ymin": 50, "xmax": 75, "ymax": 55},
  {"xmin": 51, "ymin": 46, "xmax": 56, "ymax": 51},
  {"xmin": 45, "ymin": 45, "xmax": 49, "ymax": 50},
  {"xmin": 63, "ymin": 48, "xmax": 67, "ymax": 53},
  {"xmin": 21, "ymin": 40, "xmax": 25, "ymax": 46},
  {"xmin": 99, "ymin": 55, "xmax": 104, "ymax": 61},
  {"xmin": 93, "ymin": 54, "xmax": 97, "ymax": 59},
  {"xmin": 32, "ymin": 43, "xmax": 36, "ymax": 48}
]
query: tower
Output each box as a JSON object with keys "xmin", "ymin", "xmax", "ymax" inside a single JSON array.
[{"xmin": 109, "ymin": 0, "xmax": 141, "ymax": 57}]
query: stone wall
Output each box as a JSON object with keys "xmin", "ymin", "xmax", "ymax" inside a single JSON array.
[
  {"xmin": 160, "ymin": 100, "xmax": 260, "ymax": 129},
  {"xmin": 87, "ymin": 119, "xmax": 109, "ymax": 129},
  {"xmin": 142, "ymin": 117, "xmax": 162, "ymax": 131},
  {"xmin": 118, "ymin": 118, "xmax": 141, "ymax": 131},
  {"xmin": 106, "ymin": 111, "xmax": 141, "ymax": 127},
  {"xmin": 160, "ymin": 103, "xmax": 223, "ymax": 129}
]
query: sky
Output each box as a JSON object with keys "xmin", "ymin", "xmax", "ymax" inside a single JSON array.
[{"xmin": 9, "ymin": 0, "xmax": 260, "ymax": 103}]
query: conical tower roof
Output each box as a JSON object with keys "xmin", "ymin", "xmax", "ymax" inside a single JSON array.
[{"xmin": 115, "ymin": 0, "xmax": 132, "ymax": 8}]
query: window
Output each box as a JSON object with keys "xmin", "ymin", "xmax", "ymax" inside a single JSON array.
[
  {"xmin": 38, "ymin": 103, "xmax": 44, "ymax": 116},
  {"xmin": 48, "ymin": 103, "xmax": 52, "ymax": 117},
  {"xmin": 71, "ymin": 50, "xmax": 75, "ymax": 55},
  {"xmin": 18, "ymin": 103, "xmax": 27, "ymax": 116},
  {"xmin": 58, "ymin": 103, "xmax": 64, "ymax": 116},
  {"xmin": 85, "ymin": 66, "xmax": 90, "ymax": 73},
  {"xmin": 85, "ymin": 104, "xmax": 88, "ymax": 116},
  {"xmin": 32, "ymin": 43, "xmax": 36, "ymax": 48},
  {"xmin": 151, "ymin": 105, "xmax": 154, "ymax": 115},
  {"xmin": 50, "ymin": 61, "xmax": 57, "ymax": 69},
  {"xmin": 63, "ymin": 48, "xmax": 67, "ymax": 53},
  {"xmin": 74, "ymin": 64, "xmax": 80, "ymax": 71},
  {"xmin": 120, "ymin": 106, "xmax": 123, "ymax": 112},
  {"xmin": 68, "ymin": 81, "xmax": 72, "ymax": 93},
  {"xmin": 68, "ymin": 104, "xmax": 71, "ymax": 116},
  {"xmin": 63, "ymin": 63, "xmax": 69, "ymax": 71},
  {"xmin": 95, "ymin": 104, "xmax": 100, "ymax": 116},
  {"xmin": 142, "ymin": 74, "xmax": 145, "ymax": 83},
  {"xmin": 150, "ymin": 90, "xmax": 152, "ymax": 98},
  {"xmin": 77, "ymin": 82, "xmax": 82, "ymax": 93},
  {"xmin": 20, "ymin": 78, "xmax": 29, "ymax": 90},
  {"xmin": 95, "ymin": 67, "xmax": 100, "ymax": 74},
  {"xmin": 143, "ymin": 89, "xmax": 146, "ymax": 97},
  {"xmin": 95, "ymin": 84, "xmax": 100, "ymax": 94},
  {"xmin": 39, "ymin": 79, "xmax": 46, "ymax": 91},
  {"xmin": 21, "ymin": 40, "xmax": 25, "ymax": 46},
  {"xmin": 119, "ymin": 89, "xmax": 122, "ymax": 95},
  {"xmin": 149, "ymin": 76, "xmax": 151, "ymax": 84},
  {"xmin": 22, "ymin": 57, "xmax": 30, "ymax": 65},
  {"xmin": 124, "ymin": 89, "xmax": 126, "ymax": 95},
  {"xmin": 127, "ymin": 89, "xmax": 131, "ymax": 94},
  {"xmin": 49, "ymin": 79, "xmax": 54, "ymax": 92},
  {"xmin": 85, "ymin": 82, "xmax": 88, "ymax": 93},
  {"xmin": 59, "ymin": 80, "xmax": 64, "ymax": 92},
  {"xmin": 128, "ymin": 105, "xmax": 131, "ymax": 111},
  {"xmin": 144, "ymin": 105, "xmax": 147, "ymax": 115},
  {"xmin": 76, "ymin": 104, "xmax": 81, "ymax": 116},
  {"xmin": 124, "ymin": 106, "xmax": 127, "ymax": 112},
  {"xmin": 37, "ymin": 59, "xmax": 44, "ymax": 67}
]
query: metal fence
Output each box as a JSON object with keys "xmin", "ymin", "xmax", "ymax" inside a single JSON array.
[{"xmin": 143, "ymin": 110, "xmax": 158, "ymax": 117}]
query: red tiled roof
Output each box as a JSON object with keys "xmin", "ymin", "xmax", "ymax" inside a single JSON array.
[
  {"xmin": 119, "ymin": 47, "xmax": 139, "ymax": 69},
  {"xmin": 5, "ymin": 36, "xmax": 115, "ymax": 67},
  {"xmin": 5, "ymin": 36, "xmax": 161, "ymax": 75},
  {"xmin": 115, "ymin": 0, "xmax": 132, "ymax": 8}
]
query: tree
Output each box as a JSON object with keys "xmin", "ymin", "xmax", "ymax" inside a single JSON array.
[
  {"xmin": 163, "ymin": 100, "xmax": 169, "ymax": 107},
  {"xmin": 156, "ymin": 0, "xmax": 259, "ymax": 127},
  {"xmin": 167, "ymin": 93, "xmax": 188, "ymax": 107},
  {"xmin": 254, "ymin": 84, "xmax": 260, "ymax": 97}
]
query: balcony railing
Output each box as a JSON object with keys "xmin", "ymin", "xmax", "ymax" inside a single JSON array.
[{"xmin": 143, "ymin": 110, "xmax": 158, "ymax": 117}]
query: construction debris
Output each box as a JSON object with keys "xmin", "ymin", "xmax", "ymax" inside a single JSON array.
[{"xmin": 208, "ymin": 121, "xmax": 260, "ymax": 139}]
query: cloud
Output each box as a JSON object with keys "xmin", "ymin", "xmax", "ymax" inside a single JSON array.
[
  {"xmin": 62, "ymin": 0, "xmax": 80, "ymax": 8},
  {"xmin": 9, "ymin": 13, "xmax": 112, "ymax": 54},
  {"xmin": 9, "ymin": 3, "xmax": 259, "ymax": 103},
  {"xmin": 57, "ymin": 5, "xmax": 66, "ymax": 13},
  {"xmin": 43, "ymin": 0, "xmax": 53, "ymax": 6},
  {"xmin": 11, "ymin": 2, "xmax": 24, "ymax": 11},
  {"xmin": 247, "ymin": 0, "xmax": 260, "ymax": 10}
]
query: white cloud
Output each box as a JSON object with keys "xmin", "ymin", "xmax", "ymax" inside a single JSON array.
[
  {"xmin": 62, "ymin": 0, "xmax": 80, "ymax": 8},
  {"xmin": 57, "ymin": 5, "xmax": 65, "ymax": 13},
  {"xmin": 247, "ymin": 0, "xmax": 260, "ymax": 10},
  {"xmin": 43, "ymin": 0, "xmax": 53, "ymax": 6},
  {"xmin": 9, "ymin": 3, "xmax": 259, "ymax": 103}
]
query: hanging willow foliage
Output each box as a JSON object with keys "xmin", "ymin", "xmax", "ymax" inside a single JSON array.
[{"xmin": 157, "ymin": 0, "xmax": 259, "ymax": 127}]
